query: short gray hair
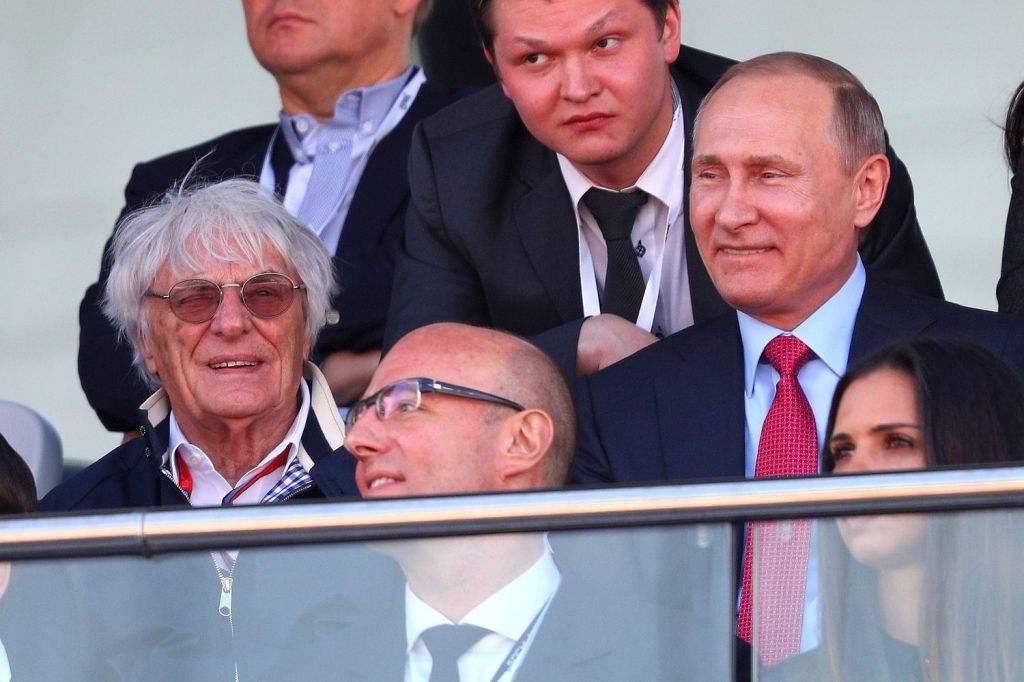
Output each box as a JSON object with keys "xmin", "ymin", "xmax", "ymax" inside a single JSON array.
[
  {"xmin": 694, "ymin": 51, "xmax": 886, "ymax": 172},
  {"xmin": 103, "ymin": 178, "xmax": 336, "ymax": 386}
]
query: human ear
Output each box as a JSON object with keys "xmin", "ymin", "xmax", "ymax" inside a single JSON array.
[
  {"xmin": 498, "ymin": 410, "xmax": 555, "ymax": 482},
  {"xmin": 852, "ymin": 154, "xmax": 890, "ymax": 229}
]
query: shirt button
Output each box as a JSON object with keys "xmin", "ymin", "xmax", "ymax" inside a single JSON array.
[
  {"xmin": 295, "ymin": 119, "xmax": 310, "ymax": 134},
  {"xmin": 191, "ymin": 454, "xmax": 202, "ymax": 465},
  {"xmin": 327, "ymin": 141, "xmax": 341, "ymax": 153},
  {"xmin": 360, "ymin": 121, "xmax": 373, "ymax": 134}
]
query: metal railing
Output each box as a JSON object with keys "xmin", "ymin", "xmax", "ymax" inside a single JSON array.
[{"xmin": 3, "ymin": 466, "xmax": 1024, "ymax": 560}]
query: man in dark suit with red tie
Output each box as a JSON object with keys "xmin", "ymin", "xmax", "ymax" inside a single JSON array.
[
  {"xmin": 385, "ymin": 0, "xmax": 943, "ymax": 380},
  {"xmin": 572, "ymin": 52, "xmax": 1024, "ymax": 665}
]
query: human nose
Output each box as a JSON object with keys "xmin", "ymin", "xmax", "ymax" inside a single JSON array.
[
  {"xmin": 344, "ymin": 410, "xmax": 387, "ymax": 462},
  {"xmin": 560, "ymin": 55, "xmax": 599, "ymax": 102},
  {"xmin": 208, "ymin": 285, "xmax": 252, "ymax": 336},
  {"xmin": 714, "ymin": 181, "xmax": 757, "ymax": 232}
]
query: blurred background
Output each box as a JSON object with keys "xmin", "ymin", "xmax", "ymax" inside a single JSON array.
[{"xmin": 2, "ymin": 0, "xmax": 1021, "ymax": 465}]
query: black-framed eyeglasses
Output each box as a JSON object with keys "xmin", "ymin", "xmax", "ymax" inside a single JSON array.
[
  {"xmin": 144, "ymin": 272, "xmax": 306, "ymax": 324},
  {"xmin": 345, "ymin": 377, "xmax": 525, "ymax": 431}
]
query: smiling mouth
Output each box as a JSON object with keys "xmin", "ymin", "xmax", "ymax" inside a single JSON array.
[
  {"xmin": 368, "ymin": 476, "xmax": 398, "ymax": 490},
  {"xmin": 210, "ymin": 360, "xmax": 259, "ymax": 369}
]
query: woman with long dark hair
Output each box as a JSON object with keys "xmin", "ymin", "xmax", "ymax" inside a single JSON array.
[{"xmin": 769, "ymin": 337, "xmax": 1024, "ymax": 680}]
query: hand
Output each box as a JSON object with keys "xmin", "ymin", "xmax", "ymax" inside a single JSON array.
[
  {"xmin": 320, "ymin": 349, "xmax": 383, "ymax": 406},
  {"xmin": 575, "ymin": 314, "xmax": 658, "ymax": 377}
]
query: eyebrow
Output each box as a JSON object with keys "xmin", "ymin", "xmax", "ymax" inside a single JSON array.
[
  {"xmin": 828, "ymin": 423, "xmax": 922, "ymax": 443},
  {"xmin": 508, "ymin": 10, "xmax": 617, "ymax": 50},
  {"xmin": 693, "ymin": 154, "xmax": 791, "ymax": 167}
]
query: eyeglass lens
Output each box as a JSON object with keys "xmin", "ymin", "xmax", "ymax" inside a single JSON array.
[
  {"xmin": 168, "ymin": 274, "xmax": 296, "ymax": 323},
  {"xmin": 346, "ymin": 381, "xmax": 421, "ymax": 431}
]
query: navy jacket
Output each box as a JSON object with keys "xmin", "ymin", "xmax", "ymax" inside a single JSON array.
[
  {"xmin": 43, "ymin": 367, "xmax": 358, "ymax": 511},
  {"xmin": 573, "ymin": 277, "xmax": 1024, "ymax": 485}
]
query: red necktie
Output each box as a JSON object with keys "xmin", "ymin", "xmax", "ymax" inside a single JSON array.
[{"xmin": 737, "ymin": 335, "xmax": 818, "ymax": 665}]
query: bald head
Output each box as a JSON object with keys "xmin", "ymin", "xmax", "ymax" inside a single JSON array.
[{"xmin": 348, "ymin": 323, "xmax": 576, "ymax": 495}]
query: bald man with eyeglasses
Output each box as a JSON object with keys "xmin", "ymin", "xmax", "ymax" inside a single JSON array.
[{"xmin": 291, "ymin": 322, "xmax": 720, "ymax": 682}]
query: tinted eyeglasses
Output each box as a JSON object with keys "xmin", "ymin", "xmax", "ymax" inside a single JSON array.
[
  {"xmin": 345, "ymin": 377, "xmax": 525, "ymax": 431},
  {"xmin": 144, "ymin": 273, "xmax": 306, "ymax": 324}
]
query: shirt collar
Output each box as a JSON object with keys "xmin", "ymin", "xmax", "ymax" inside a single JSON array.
[
  {"xmin": 165, "ymin": 378, "xmax": 311, "ymax": 488},
  {"xmin": 279, "ymin": 66, "xmax": 415, "ymax": 164},
  {"xmin": 737, "ymin": 257, "xmax": 866, "ymax": 398},
  {"xmin": 557, "ymin": 84, "xmax": 684, "ymax": 211},
  {"xmin": 405, "ymin": 542, "xmax": 561, "ymax": 653}
]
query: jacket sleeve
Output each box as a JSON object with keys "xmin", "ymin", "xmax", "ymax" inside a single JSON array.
[
  {"xmin": 568, "ymin": 374, "xmax": 615, "ymax": 485},
  {"xmin": 383, "ymin": 123, "xmax": 585, "ymax": 380}
]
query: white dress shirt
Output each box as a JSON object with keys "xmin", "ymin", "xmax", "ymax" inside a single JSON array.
[
  {"xmin": 737, "ymin": 257, "xmax": 866, "ymax": 651},
  {"xmin": 405, "ymin": 546, "xmax": 561, "ymax": 682},
  {"xmin": 165, "ymin": 379, "xmax": 311, "ymax": 508},
  {"xmin": 557, "ymin": 95, "xmax": 693, "ymax": 337}
]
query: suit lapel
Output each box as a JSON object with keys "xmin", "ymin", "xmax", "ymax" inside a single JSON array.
[
  {"xmin": 512, "ymin": 146, "xmax": 584, "ymax": 322},
  {"xmin": 338, "ymin": 85, "xmax": 448, "ymax": 253},
  {"xmin": 656, "ymin": 315, "xmax": 746, "ymax": 480},
  {"xmin": 513, "ymin": 574, "xmax": 617, "ymax": 681},
  {"xmin": 269, "ymin": 126, "xmax": 294, "ymax": 197}
]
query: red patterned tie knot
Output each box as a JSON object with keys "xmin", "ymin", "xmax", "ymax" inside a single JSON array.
[{"xmin": 763, "ymin": 335, "xmax": 814, "ymax": 378}]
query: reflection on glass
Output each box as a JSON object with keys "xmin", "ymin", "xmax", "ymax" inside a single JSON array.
[
  {"xmin": 0, "ymin": 524, "xmax": 734, "ymax": 681},
  {"xmin": 760, "ymin": 509, "xmax": 1024, "ymax": 681}
]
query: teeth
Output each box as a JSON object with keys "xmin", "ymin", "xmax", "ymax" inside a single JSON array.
[
  {"xmin": 369, "ymin": 477, "xmax": 396, "ymax": 489},
  {"xmin": 211, "ymin": 360, "xmax": 258, "ymax": 369}
]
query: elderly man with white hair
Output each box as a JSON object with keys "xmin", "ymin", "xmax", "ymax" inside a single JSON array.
[{"xmin": 44, "ymin": 178, "xmax": 356, "ymax": 511}]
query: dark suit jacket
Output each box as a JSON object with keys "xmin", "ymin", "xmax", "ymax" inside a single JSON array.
[
  {"xmin": 79, "ymin": 83, "xmax": 455, "ymax": 432},
  {"xmin": 385, "ymin": 46, "xmax": 943, "ymax": 378},
  {"xmin": 572, "ymin": 277, "xmax": 1024, "ymax": 485}
]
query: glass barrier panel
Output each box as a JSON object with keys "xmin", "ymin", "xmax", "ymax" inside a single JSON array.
[
  {"xmin": 752, "ymin": 508, "xmax": 1024, "ymax": 680},
  {"xmin": 0, "ymin": 522, "xmax": 736, "ymax": 681}
]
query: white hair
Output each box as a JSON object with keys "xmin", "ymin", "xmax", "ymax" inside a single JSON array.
[{"xmin": 103, "ymin": 178, "xmax": 336, "ymax": 386}]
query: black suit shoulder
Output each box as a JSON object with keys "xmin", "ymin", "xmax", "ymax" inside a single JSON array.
[
  {"xmin": 853, "ymin": 278, "xmax": 1024, "ymax": 372},
  {"xmin": 131, "ymin": 124, "xmax": 277, "ymax": 183}
]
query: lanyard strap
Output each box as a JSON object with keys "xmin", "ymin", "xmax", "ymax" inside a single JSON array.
[
  {"xmin": 174, "ymin": 449, "xmax": 289, "ymax": 505},
  {"xmin": 488, "ymin": 593, "xmax": 554, "ymax": 682}
]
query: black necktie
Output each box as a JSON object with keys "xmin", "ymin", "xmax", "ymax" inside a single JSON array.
[
  {"xmin": 583, "ymin": 187, "xmax": 649, "ymax": 322},
  {"xmin": 421, "ymin": 624, "xmax": 491, "ymax": 682}
]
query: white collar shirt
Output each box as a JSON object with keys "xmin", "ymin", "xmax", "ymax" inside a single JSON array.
[
  {"xmin": 405, "ymin": 545, "xmax": 561, "ymax": 682},
  {"xmin": 737, "ymin": 257, "xmax": 866, "ymax": 652},
  {"xmin": 165, "ymin": 379, "xmax": 311, "ymax": 508},
  {"xmin": 557, "ymin": 95, "xmax": 693, "ymax": 336}
]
